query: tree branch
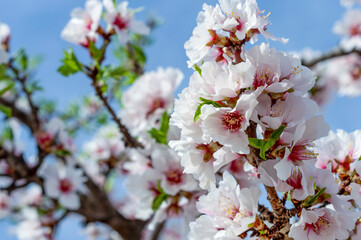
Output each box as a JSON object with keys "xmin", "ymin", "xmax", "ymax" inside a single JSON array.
[{"xmin": 302, "ymin": 47, "xmax": 361, "ymax": 68}]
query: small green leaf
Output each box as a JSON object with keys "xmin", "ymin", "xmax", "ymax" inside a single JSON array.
[
  {"xmin": 193, "ymin": 103, "xmax": 204, "ymax": 122},
  {"xmin": 302, "ymin": 187, "xmax": 327, "ymax": 207},
  {"xmin": 104, "ymin": 171, "xmax": 117, "ymax": 192},
  {"xmin": 193, "ymin": 98, "xmax": 222, "ymax": 122},
  {"xmin": 151, "ymin": 181, "xmax": 169, "ymax": 211},
  {"xmin": 152, "ymin": 192, "xmax": 169, "ymax": 211},
  {"xmin": 2, "ymin": 126, "xmax": 13, "ymax": 141},
  {"xmin": 248, "ymin": 138, "xmax": 266, "ymax": 149},
  {"xmin": 0, "ymin": 82, "xmax": 14, "ymax": 97},
  {"xmin": 0, "ymin": 104, "xmax": 12, "ymax": 117},
  {"xmin": 248, "ymin": 138, "xmax": 267, "ymax": 160},
  {"xmin": 55, "ymin": 149, "xmax": 71, "ymax": 157},
  {"xmin": 17, "ymin": 48, "xmax": 28, "ymax": 70},
  {"xmin": 89, "ymin": 41, "xmax": 102, "ymax": 62},
  {"xmin": 57, "ymin": 48, "xmax": 82, "ymax": 76},
  {"xmin": 270, "ymin": 125, "xmax": 285, "ymax": 142},
  {"xmin": 133, "ymin": 44, "xmax": 146, "ymax": 65},
  {"xmin": 194, "ymin": 64, "xmax": 202, "ymax": 77},
  {"xmin": 148, "ymin": 112, "xmax": 170, "ymax": 145},
  {"xmin": 160, "ymin": 111, "xmax": 169, "ymax": 133}
]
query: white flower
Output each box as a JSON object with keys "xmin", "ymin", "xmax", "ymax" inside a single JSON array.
[
  {"xmin": 256, "ymin": 93, "xmax": 319, "ymax": 130},
  {"xmin": 200, "ymin": 92, "xmax": 258, "ymax": 154},
  {"xmin": 194, "ymin": 171, "xmax": 261, "ymax": 236},
  {"xmin": 322, "ymin": 53, "xmax": 361, "ymax": 97},
  {"xmin": 120, "ymin": 67, "xmax": 183, "ymax": 134},
  {"xmin": 315, "ymin": 129, "xmax": 361, "ymax": 172},
  {"xmin": 247, "ymin": 43, "xmax": 315, "ymax": 94},
  {"xmin": 0, "ymin": 22, "xmax": 10, "ymax": 46},
  {"xmin": 39, "ymin": 162, "xmax": 87, "ymax": 210},
  {"xmin": 275, "ymin": 116, "xmax": 329, "ymax": 180},
  {"xmin": 103, "ymin": 0, "xmax": 150, "ymax": 43},
  {"xmin": 151, "ymin": 146, "xmax": 198, "ymax": 196},
  {"xmin": 289, "ymin": 208, "xmax": 352, "ymax": 240},
  {"xmin": 0, "ymin": 22, "xmax": 10, "ymax": 64},
  {"xmin": 341, "ymin": 0, "xmax": 361, "ymax": 7},
  {"xmin": 0, "ymin": 191, "xmax": 10, "ymax": 218},
  {"xmin": 12, "ymin": 208, "xmax": 52, "ymax": 240},
  {"xmin": 189, "ymin": 61, "xmax": 255, "ymax": 101},
  {"xmin": 184, "ymin": 3, "xmax": 225, "ymax": 67},
  {"xmin": 61, "ymin": 0, "xmax": 102, "ymax": 47}
]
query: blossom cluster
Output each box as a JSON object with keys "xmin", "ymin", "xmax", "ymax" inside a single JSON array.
[
  {"xmin": 61, "ymin": 0, "xmax": 150, "ymax": 47},
  {"xmin": 169, "ymin": 0, "xmax": 361, "ymax": 239},
  {"xmin": 306, "ymin": 0, "xmax": 361, "ymax": 103},
  {"xmin": 1, "ymin": 0, "xmax": 361, "ymax": 239}
]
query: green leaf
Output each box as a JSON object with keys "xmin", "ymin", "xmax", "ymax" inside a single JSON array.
[
  {"xmin": 55, "ymin": 149, "xmax": 71, "ymax": 157},
  {"xmin": 0, "ymin": 104, "xmax": 12, "ymax": 117},
  {"xmin": 148, "ymin": 112, "xmax": 170, "ymax": 145},
  {"xmin": 248, "ymin": 138, "xmax": 267, "ymax": 160},
  {"xmin": 160, "ymin": 111, "xmax": 169, "ymax": 133},
  {"xmin": 194, "ymin": 64, "xmax": 202, "ymax": 77},
  {"xmin": 89, "ymin": 41, "xmax": 102, "ymax": 62},
  {"xmin": 133, "ymin": 44, "xmax": 146, "ymax": 65},
  {"xmin": 151, "ymin": 181, "xmax": 169, "ymax": 211},
  {"xmin": 199, "ymin": 97, "xmax": 222, "ymax": 107},
  {"xmin": 2, "ymin": 126, "xmax": 13, "ymax": 141},
  {"xmin": 17, "ymin": 48, "xmax": 28, "ymax": 70},
  {"xmin": 152, "ymin": 192, "xmax": 169, "ymax": 211},
  {"xmin": 0, "ymin": 82, "xmax": 14, "ymax": 97},
  {"xmin": 104, "ymin": 171, "xmax": 117, "ymax": 192},
  {"xmin": 248, "ymin": 138, "xmax": 266, "ymax": 149},
  {"xmin": 57, "ymin": 48, "xmax": 82, "ymax": 76},
  {"xmin": 193, "ymin": 103, "xmax": 204, "ymax": 122},
  {"xmin": 302, "ymin": 187, "xmax": 327, "ymax": 207},
  {"xmin": 26, "ymin": 81, "xmax": 43, "ymax": 93},
  {"xmin": 193, "ymin": 98, "xmax": 222, "ymax": 122},
  {"xmin": 248, "ymin": 125, "xmax": 285, "ymax": 160},
  {"xmin": 270, "ymin": 125, "xmax": 286, "ymax": 142},
  {"xmin": 110, "ymin": 66, "xmax": 127, "ymax": 78}
]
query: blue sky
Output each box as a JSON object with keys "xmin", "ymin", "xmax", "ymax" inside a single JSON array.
[{"xmin": 0, "ymin": 0, "xmax": 360, "ymax": 239}]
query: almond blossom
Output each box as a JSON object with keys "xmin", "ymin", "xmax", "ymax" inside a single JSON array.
[
  {"xmin": 120, "ymin": 67, "xmax": 183, "ymax": 134},
  {"xmin": 103, "ymin": 0, "xmax": 150, "ymax": 43},
  {"xmin": 39, "ymin": 162, "xmax": 87, "ymax": 210},
  {"xmin": 0, "ymin": 22, "xmax": 10, "ymax": 64},
  {"xmin": 200, "ymin": 91, "xmax": 258, "ymax": 154},
  {"xmin": 289, "ymin": 208, "xmax": 354, "ymax": 240},
  {"xmin": 61, "ymin": 0, "xmax": 103, "ymax": 47},
  {"xmin": 191, "ymin": 171, "xmax": 261, "ymax": 238},
  {"xmin": 315, "ymin": 129, "xmax": 361, "ymax": 172}
]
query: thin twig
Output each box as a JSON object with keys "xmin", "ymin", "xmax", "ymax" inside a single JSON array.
[
  {"xmin": 151, "ymin": 221, "xmax": 166, "ymax": 240},
  {"xmin": 302, "ymin": 47, "xmax": 361, "ymax": 68}
]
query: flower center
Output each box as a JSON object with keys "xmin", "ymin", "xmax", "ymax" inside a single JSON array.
[
  {"xmin": 253, "ymin": 68, "xmax": 275, "ymax": 89},
  {"xmin": 113, "ymin": 14, "xmax": 128, "ymax": 30},
  {"xmin": 304, "ymin": 216, "xmax": 330, "ymax": 236},
  {"xmin": 146, "ymin": 98, "xmax": 166, "ymax": 118},
  {"xmin": 350, "ymin": 65, "xmax": 361, "ymax": 81},
  {"xmin": 222, "ymin": 112, "xmax": 245, "ymax": 132},
  {"xmin": 350, "ymin": 24, "xmax": 361, "ymax": 37},
  {"xmin": 288, "ymin": 140, "xmax": 317, "ymax": 163},
  {"xmin": 59, "ymin": 179, "xmax": 73, "ymax": 194},
  {"xmin": 196, "ymin": 141, "xmax": 222, "ymax": 163},
  {"xmin": 286, "ymin": 169, "xmax": 303, "ymax": 189},
  {"xmin": 85, "ymin": 17, "xmax": 93, "ymax": 31},
  {"xmin": 165, "ymin": 169, "xmax": 182, "ymax": 185}
]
